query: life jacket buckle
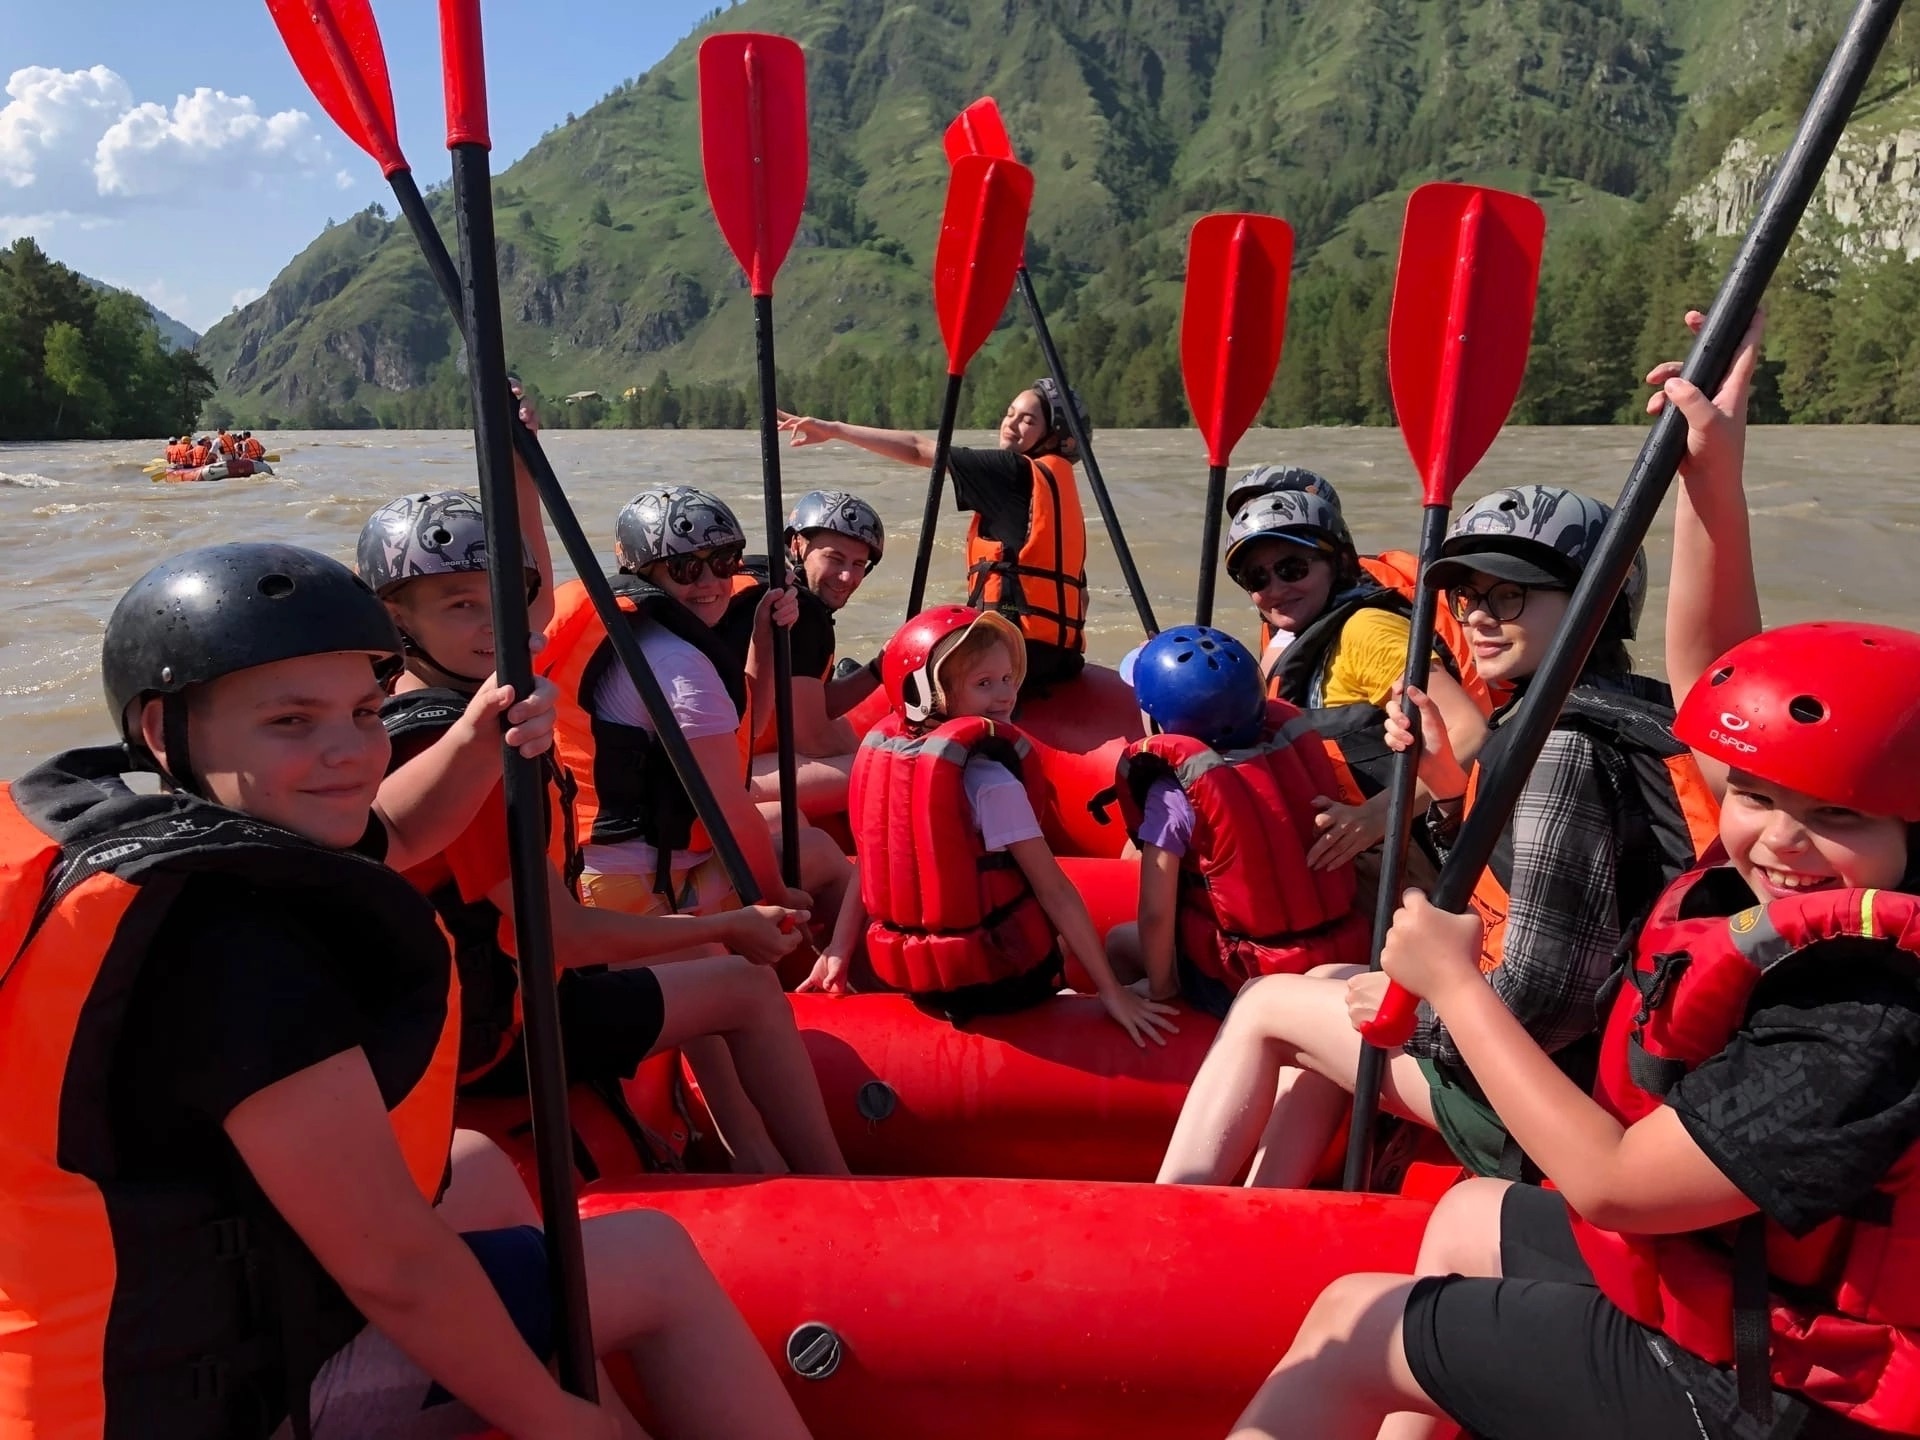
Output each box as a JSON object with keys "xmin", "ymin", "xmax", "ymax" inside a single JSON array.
[{"xmin": 1632, "ymin": 950, "xmax": 1691, "ymax": 1028}]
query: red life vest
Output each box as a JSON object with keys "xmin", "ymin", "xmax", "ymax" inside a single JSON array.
[
  {"xmin": 964, "ymin": 452, "xmax": 1089, "ymax": 655},
  {"xmin": 1114, "ymin": 701, "xmax": 1369, "ymax": 987},
  {"xmin": 188, "ymin": 442, "xmax": 212, "ymax": 467},
  {"xmin": 0, "ymin": 748, "xmax": 458, "ymax": 1439},
  {"xmin": 1575, "ymin": 866, "xmax": 1920, "ymax": 1433},
  {"xmin": 850, "ymin": 713, "xmax": 1059, "ymax": 999}
]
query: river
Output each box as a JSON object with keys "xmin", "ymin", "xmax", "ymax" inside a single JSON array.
[{"xmin": 3, "ymin": 424, "xmax": 1915, "ymax": 778}]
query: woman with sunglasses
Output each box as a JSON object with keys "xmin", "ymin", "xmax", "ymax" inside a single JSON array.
[
  {"xmin": 1157, "ymin": 485, "xmax": 1716, "ymax": 1189},
  {"xmin": 1222, "ymin": 489, "xmax": 1488, "ymax": 878},
  {"xmin": 539, "ymin": 486, "xmax": 850, "ymax": 938}
]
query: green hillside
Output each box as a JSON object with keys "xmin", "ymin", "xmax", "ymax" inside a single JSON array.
[{"xmin": 192, "ymin": 0, "xmax": 1872, "ymax": 430}]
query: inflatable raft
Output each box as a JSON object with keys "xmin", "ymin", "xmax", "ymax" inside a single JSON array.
[
  {"xmin": 581, "ymin": 1175, "xmax": 1433, "ymax": 1440},
  {"xmin": 152, "ymin": 458, "xmax": 273, "ymax": 483}
]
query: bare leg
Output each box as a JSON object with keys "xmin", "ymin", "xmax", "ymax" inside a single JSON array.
[
  {"xmin": 654, "ymin": 957, "xmax": 849, "ymax": 1175},
  {"xmin": 1243, "ymin": 1065, "xmax": 1352, "ymax": 1188},
  {"xmin": 1156, "ymin": 969, "xmax": 1437, "ymax": 1188},
  {"xmin": 582, "ymin": 1208, "xmax": 811, "ymax": 1440},
  {"xmin": 437, "ymin": 1130, "xmax": 540, "ymax": 1230},
  {"xmin": 752, "ymin": 752, "xmax": 853, "ymax": 816},
  {"xmin": 1106, "ymin": 921, "xmax": 1146, "ymax": 985},
  {"xmin": 677, "ymin": 1034, "xmax": 785, "ymax": 1174},
  {"xmin": 1230, "ymin": 1273, "xmax": 1442, "ymax": 1440}
]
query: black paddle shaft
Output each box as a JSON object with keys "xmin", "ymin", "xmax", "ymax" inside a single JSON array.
[
  {"xmin": 1194, "ymin": 463, "xmax": 1228, "ymax": 626},
  {"xmin": 1427, "ymin": 0, "xmax": 1902, "ymax": 921},
  {"xmin": 387, "ymin": 167, "xmax": 761, "ymax": 904},
  {"xmin": 1343, "ymin": 502, "xmax": 1451, "ymax": 1192},
  {"xmin": 1015, "ymin": 266, "xmax": 1159, "ymax": 636},
  {"xmin": 448, "ymin": 142, "xmax": 597, "ymax": 1402},
  {"xmin": 752, "ymin": 292, "xmax": 802, "ymax": 888},
  {"xmin": 906, "ymin": 372, "xmax": 967, "ymax": 617}
]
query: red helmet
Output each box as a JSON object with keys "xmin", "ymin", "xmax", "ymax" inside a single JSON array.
[
  {"xmin": 881, "ymin": 606, "xmax": 1025, "ymax": 723},
  {"xmin": 1674, "ymin": 622, "xmax": 1920, "ymax": 821}
]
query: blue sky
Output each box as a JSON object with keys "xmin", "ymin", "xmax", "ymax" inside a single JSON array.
[{"xmin": 0, "ymin": 0, "xmax": 727, "ymax": 331}]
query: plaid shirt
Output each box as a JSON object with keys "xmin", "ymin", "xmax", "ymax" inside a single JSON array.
[{"xmin": 1407, "ymin": 726, "xmax": 1622, "ymax": 1068}]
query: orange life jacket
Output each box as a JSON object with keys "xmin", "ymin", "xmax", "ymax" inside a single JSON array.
[
  {"xmin": 965, "ymin": 452, "xmax": 1088, "ymax": 655},
  {"xmin": 241, "ymin": 437, "xmax": 265, "ymax": 461},
  {"xmin": 188, "ymin": 443, "xmax": 212, "ymax": 467},
  {"xmin": 165, "ymin": 440, "xmax": 192, "ymax": 465},
  {"xmin": 1577, "ymin": 869, "xmax": 1920, "ymax": 1433},
  {"xmin": 0, "ymin": 749, "xmax": 458, "ymax": 1439},
  {"xmin": 1358, "ymin": 551, "xmax": 1500, "ymax": 714},
  {"xmin": 537, "ymin": 576, "xmax": 749, "ymax": 896},
  {"xmin": 1114, "ymin": 700, "xmax": 1369, "ymax": 987},
  {"xmin": 851, "ymin": 714, "xmax": 1061, "ymax": 1012}
]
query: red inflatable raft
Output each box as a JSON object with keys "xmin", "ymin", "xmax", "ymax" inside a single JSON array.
[
  {"xmin": 153, "ymin": 457, "xmax": 272, "ymax": 483},
  {"xmin": 581, "ymin": 1175, "xmax": 1432, "ymax": 1440}
]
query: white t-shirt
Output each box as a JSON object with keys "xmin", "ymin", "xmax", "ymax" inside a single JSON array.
[
  {"xmin": 582, "ymin": 623, "xmax": 739, "ymax": 879},
  {"xmin": 962, "ymin": 756, "xmax": 1044, "ymax": 853}
]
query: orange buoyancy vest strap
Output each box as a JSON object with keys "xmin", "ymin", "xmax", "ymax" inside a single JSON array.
[
  {"xmin": 850, "ymin": 713, "xmax": 1057, "ymax": 995},
  {"xmin": 1359, "ymin": 550, "xmax": 1499, "ymax": 716},
  {"xmin": 964, "ymin": 453, "xmax": 1088, "ymax": 653},
  {"xmin": 1577, "ymin": 870, "xmax": 1920, "ymax": 1432},
  {"xmin": 0, "ymin": 751, "xmax": 457, "ymax": 1439}
]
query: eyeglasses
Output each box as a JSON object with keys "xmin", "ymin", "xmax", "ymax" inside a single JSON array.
[
  {"xmin": 1446, "ymin": 580, "xmax": 1555, "ymax": 624},
  {"xmin": 1228, "ymin": 551, "xmax": 1319, "ymax": 592},
  {"xmin": 657, "ymin": 545, "xmax": 746, "ymax": 586}
]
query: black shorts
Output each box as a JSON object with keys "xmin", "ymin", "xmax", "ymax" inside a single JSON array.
[
  {"xmin": 1402, "ymin": 1186, "xmax": 1875, "ymax": 1440},
  {"xmin": 464, "ymin": 966, "xmax": 666, "ymax": 1096}
]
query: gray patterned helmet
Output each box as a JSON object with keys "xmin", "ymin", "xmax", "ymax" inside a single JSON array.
[
  {"xmin": 357, "ymin": 490, "xmax": 537, "ymax": 599},
  {"xmin": 785, "ymin": 489, "xmax": 885, "ymax": 569},
  {"xmin": 1430, "ymin": 485, "xmax": 1646, "ymax": 638},
  {"xmin": 614, "ymin": 486, "xmax": 746, "ymax": 573},
  {"xmin": 1031, "ymin": 376, "xmax": 1090, "ymax": 463},
  {"xmin": 1226, "ymin": 465, "xmax": 1342, "ymax": 520},
  {"xmin": 1223, "ymin": 489, "xmax": 1354, "ymax": 573}
]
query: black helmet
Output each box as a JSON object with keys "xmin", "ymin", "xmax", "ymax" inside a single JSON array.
[
  {"xmin": 103, "ymin": 543, "xmax": 403, "ymax": 786},
  {"xmin": 1031, "ymin": 377, "xmax": 1090, "ymax": 463},
  {"xmin": 1226, "ymin": 465, "xmax": 1342, "ymax": 520},
  {"xmin": 784, "ymin": 489, "xmax": 885, "ymax": 569}
]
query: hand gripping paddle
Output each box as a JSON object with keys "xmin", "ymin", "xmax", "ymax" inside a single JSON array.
[
  {"xmin": 1341, "ymin": 183, "xmax": 1544, "ymax": 1193},
  {"xmin": 944, "ymin": 97, "xmax": 1158, "ymax": 635},
  {"xmin": 1179, "ymin": 213, "xmax": 1294, "ymax": 626},
  {"xmin": 700, "ymin": 32, "xmax": 809, "ymax": 887},
  {"xmin": 903, "ymin": 152, "xmax": 1034, "ymax": 618}
]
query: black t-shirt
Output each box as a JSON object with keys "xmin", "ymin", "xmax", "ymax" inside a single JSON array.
[
  {"xmin": 1666, "ymin": 878, "xmax": 1920, "ymax": 1238},
  {"xmin": 736, "ymin": 555, "xmax": 838, "ymax": 681},
  {"xmin": 948, "ymin": 446, "xmax": 1034, "ymax": 551}
]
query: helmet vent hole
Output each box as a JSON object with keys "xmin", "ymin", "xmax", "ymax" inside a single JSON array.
[
  {"xmin": 257, "ymin": 573, "xmax": 295, "ymax": 599},
  {"xmin": 1788, "ymin": 695, "xmax": 1827, "ymax": 725},
  {"xmin": 428, "ymin": 526, "xmax": 453, "ymax": 545},
  {"xmin": 1708, "ymin": 665, "xmax": 1734, "ymax": 687}
]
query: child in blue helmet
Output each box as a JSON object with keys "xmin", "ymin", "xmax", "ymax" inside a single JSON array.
[{"xmin": 1108, "ymin": 627, "xmax": 1369, "ymax": 1021}]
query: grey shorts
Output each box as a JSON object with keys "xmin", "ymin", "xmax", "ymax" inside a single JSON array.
[{"xmin": 275, "ymin": 1226, "xmax": 553, "ymax": 1439}]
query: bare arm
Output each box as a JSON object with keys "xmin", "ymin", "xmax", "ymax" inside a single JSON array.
[
  {"xmin": 224, "ymin": 1051, "xmax": 608, "ymax": 1438},
  {"xmin": 490, "ymin": 864, "xmax": 805, "ymax": 969},
  {"xmin": 776, "ymin": 410, "xmax": 936, "ymax": 467},
  {"xmin": 690, "ymin": 730, "xmax": 802, "ymax": 906},
  {"xmin": 823, "ymin": 660, "xmax": 882, "ymax": 720},
  {"xmin": 1136, "ymin": 845, "xmax": 1182, "ymax": 1002},
  {"xmin": 790, "ymin": 677, "xmax": 858, "ymax": 754}
]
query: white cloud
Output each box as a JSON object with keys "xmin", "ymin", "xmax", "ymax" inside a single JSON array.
[
  {"xmin": 229, "ymin": 285, "xmax": 264, "ymax": 311},
  {"xmin": 0, "ymin": 65, "xmax": 337, "ymax": 221}
]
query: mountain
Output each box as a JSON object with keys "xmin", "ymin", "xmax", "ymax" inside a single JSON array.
[
  {"xmin": 79, "ymin": 274, "xmax": 200, "ymax": 352},
  {"xmin": 197, "ymin": 0, "xmax": 1863, "ymax": 430}
]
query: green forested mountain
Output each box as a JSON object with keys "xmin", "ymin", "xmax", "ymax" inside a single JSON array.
[{"xmin": 188, "ymin": 0, "xmax": 1915, "ymax": 432}]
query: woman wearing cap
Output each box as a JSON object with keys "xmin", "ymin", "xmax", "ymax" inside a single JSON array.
[
  {"xmin": 776, "ymin": 380, "xmax": 1090, "ymax": 695},
  {"xmin": 1158, "ymin": 485, "xmax": 1715, "ymax": 1190},
  {"xmin": 1222, "ymin": 488, "xmax": 1488, "ymax": 881}
]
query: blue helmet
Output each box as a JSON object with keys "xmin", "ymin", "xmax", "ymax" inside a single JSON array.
[{"xmin": 1127, "ymin": 627, "xmax": 1266, "ymax": 749}]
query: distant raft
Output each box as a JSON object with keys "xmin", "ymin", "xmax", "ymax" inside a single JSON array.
[{"xmin": 151, "ymin": 458, "xmax": 274, "ymax": 484}]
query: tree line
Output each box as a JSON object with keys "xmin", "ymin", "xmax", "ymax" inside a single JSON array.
[{"xmin": 0, "ymin": 240, "xmax": 217, "ymax": 441}]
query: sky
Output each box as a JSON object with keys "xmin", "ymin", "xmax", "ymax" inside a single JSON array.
[{"xmin": 0, "ymin": 0, "xmax": 728, "ymax": 332}]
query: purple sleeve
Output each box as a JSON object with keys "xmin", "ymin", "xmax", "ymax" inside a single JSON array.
[{"xmin": 1136, "ymin": 778, "xmax": 1195, "ymax": 859}]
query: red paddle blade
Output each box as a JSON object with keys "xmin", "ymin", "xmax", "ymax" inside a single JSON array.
[
  {"xmin": 1388, "ymin": 183, "xmax": 1545, "ymax": 505},
  {"xmin": 266, "ymin": 0, "xmax": 406, "ymax": 176},
  {"xmin": 699, "ymin": 33, "xmax": 809, "ymax": 297},
  {"xmin": 1180, "ymin": 214, "xmax": 1295, "ymax": 468},
  {"xmin": 943, "ymin": 97, "xmax": 1014, "ymax": 164},
  {"xmin": 933, "ymin": 154, "xmax": 1034, "ymax": 375}
]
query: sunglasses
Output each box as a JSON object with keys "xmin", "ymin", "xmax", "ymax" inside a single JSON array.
[
  {"xmin": 1229, "ymin": 551, "xmax": 1320, "ymax": 592},
  {"xmin": 656, "ymin": 545, "xmax": 746, "ymax": 586},
  {"xmin": 1446, "ymin": 580, "xmax": 1558, "ymax": 624}
]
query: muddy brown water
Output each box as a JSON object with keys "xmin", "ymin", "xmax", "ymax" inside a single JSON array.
[{"xmin": 3, "ymin": 425, "xmax": 1914, "ymax": 779}]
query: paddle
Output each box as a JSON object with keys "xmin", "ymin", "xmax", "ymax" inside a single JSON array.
[
  {"xmin": 1357, "ymin": 0, "xmax": 1901, "ymax": 1066},
  {"xmin": 943, "ymin": 97, "xmax": 1159, "ymax": 636},
  {"xmin": 903, "ymin": 153, "xmax": 1035, "ymax": 618},
  {"xmin": 266, "ymin": 0, "xmax": 763, "ymax": 910},
  {"xmin": 436, "ymin": 0, "xmax": 596, "ymax": 1397},
  {"xmin": 699, "ymin": 33, "xmax": 808, "ymax": 888},
  {"xmin": 1179, "ymin": 213, "xmax": 1294, "ymax": 626},
  {"xmin": 1340, "ymin": 184, "xmax": 1544, "ymax": 1193}
]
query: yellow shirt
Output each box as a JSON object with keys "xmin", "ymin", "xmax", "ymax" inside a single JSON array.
[{"xmin": 1317, "ymin": 605, "xmax": 1413, "ymax": 708}]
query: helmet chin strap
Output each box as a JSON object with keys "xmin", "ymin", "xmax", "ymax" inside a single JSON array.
[
  {"xmin": 158, "ymin": 691, "xmax": 201, "ymax": 796},
  {"xmin": 399, "ymin": 630, "xmax": 490, "ymax": 693}
]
